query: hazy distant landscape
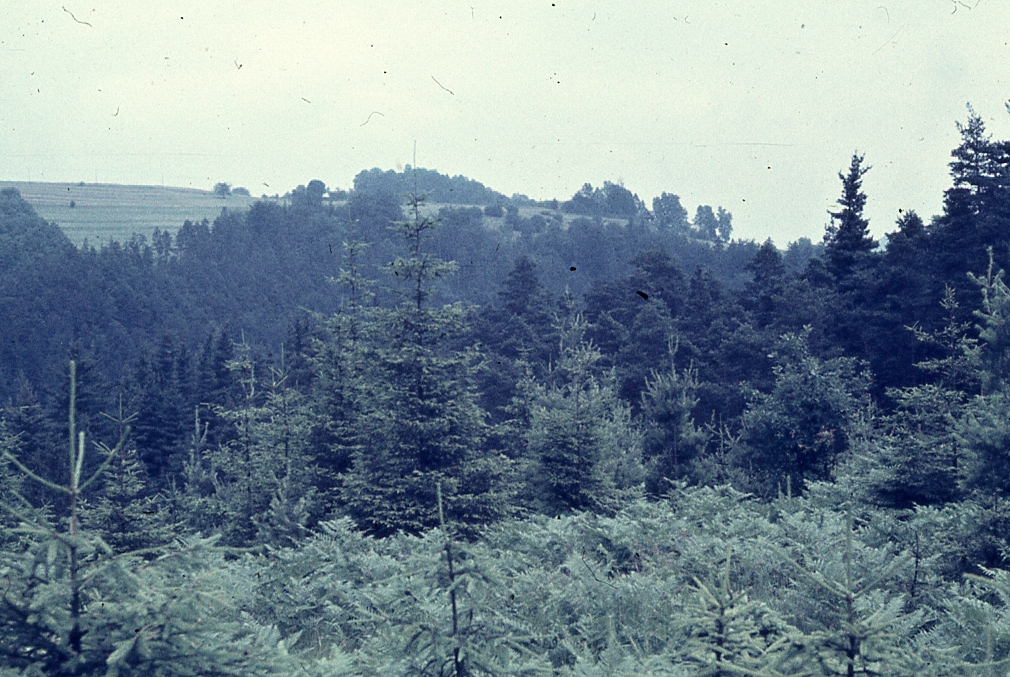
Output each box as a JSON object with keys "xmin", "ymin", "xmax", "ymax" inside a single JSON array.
[
  {"xmin": 2, "ymin": 135, "xmax": 1010, "ymax": 673},
  {"xmin": 0, "ymin": 181, "xmax": 259, "ymax": 245},
  {"xmin": 7, "ymin": 2, "xmax": 1010, "ymax": 675}
]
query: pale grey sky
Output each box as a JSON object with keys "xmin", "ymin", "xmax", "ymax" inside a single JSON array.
[{"xmin": 2, "ymin": 1, "xmax": 1008, "ymax": 244}]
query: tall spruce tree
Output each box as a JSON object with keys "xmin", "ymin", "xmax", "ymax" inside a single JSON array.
[
  {"xmin": 308, "ymin": 229, "xmax": 376, "ymax": 526},
  {"xmin": 471, "ymin": 254, "xmax": 555, "ymax": 428},
  {"xmin": 869, "ymin": 287, "xmax": 975, "ymax": 508},
  {"xmin": 339, "ymin": 191, "xmax": 513, "ymax": 537},
  {"xmin": 824, "ymin": 153, "xmax": 876, "ymax": 278}
]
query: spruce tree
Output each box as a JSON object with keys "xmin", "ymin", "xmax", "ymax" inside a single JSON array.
[
  {"xmin": 310, "ymin": 225, "xmax": 375, "ymax": 507},
  {"xmin": 824, "ymin": 153, "xmax": 876, "ymax": 278},
  {"xmin": 0, "ymin": 361, "xmax": 301, "ymax": 676},
  {"xmin": 77, "ymin": 397, "xmax": 175, "ymax": 556},
  {"xmin": 470, "ymin": 254, "xmax": 554, "ymax": 428},
  {"xmin": 183, "ymin": 343, "xmax": 321, "ymax": 547},
  {"xmin": 745, "ymin": 239, "xmax": 788, "ymax": 329},
  {"xmin": 945, "ymin": 104, "xmax": 1005, "ymax": 218},
  {"xmin": 923, "ymin": 567, "xmax": 1010, "ymax": 674},
  {"xmin": 737, "ymin": 330, "xmax": 869, "ymax": 497},
  {"xmin": 870, "ymin": 287, "xmax": 974, "ymax": 508},
  {"xmin": 639, "ymin": 348, "xmax": 710, "ymax": 495},
  {"xmin": 679, "ymin": 549, "xmax": 803, "ymax": 676},
  {"xmin": 776, "ymin": 502, "xmax": 922, "ymax": 677},
  {"xmin": 520, "ymin": 311, "xmax": 644, "ymax": 516},
  {"xmin": 339, "ymin": 191, "xmax": 512, "ymax": 537}
]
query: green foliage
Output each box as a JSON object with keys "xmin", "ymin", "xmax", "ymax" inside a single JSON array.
[
  {"xmin": 737, "ymin": 330, "xmax": 870, "ymax": 497},
  {"xmin": 353, "ymin": 166, "xmax": 507, "ymax": 205},
  {"xmin": 652, "ymin": 192, "xmax": 690, "ymax": 236},
  {"xmin": 519, "ymin": 311, "xmax": 644, "ymax": 515},
  {"xmin": 692, "ymin": 205, "xmax": 733, "ymax": 245},
  {"xmin": 908, "ymin": 284, "xmax": 981, "ymax": 392},
  {"xmin": 679, "ymin": 549, "xmax": 801, "ymax": 676},
  {"xmin": 77, "ymin": 441, "xmax": 176, "ymax": 556},
  {"xmin": 181, "ymin": 344, "xmax": 322, "ymax": 547},
  {"xmin": 771, "ymin": 499, "xmax": 925, "ymax": 676},
  {"xmin": 824, "ymin": 153, "xmax": 876, "ymax": 278},
  {"xmin": 639, "ymin": 350, "xmax": 710, "ymax": 493},
  {"xmin": 562, "ymin": 182, "xmax": 644, "ymax": 218},
  {"xmin": 957, "ymin": 391, "xmax": 1010, "ymax": 500},
  {"xmin": 339, "ymin": 193, "xmax": 513, "ymax": 537},
  {"xmin": 968, "ymin": 248, "xmax": 1010, "ymax": 392},
  {"xmin": 869, "ymin": 384, "xmax": 965, "ymax": 508},
  {"xmin": 919, "ymin": 567, "xmax": 1010, "ymax": 675},
  {"xmin": 0, "ymin": 361, "xmax": 303, "ymax": 676}
]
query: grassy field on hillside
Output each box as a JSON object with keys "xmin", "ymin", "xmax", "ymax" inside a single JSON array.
[
  {"xmin": 0, "ymin": 180, "xmax": 586, "ymax": 247},
  {"xmin": 0, "ymin": 181, "xmax": 259, "ymax": 246}
]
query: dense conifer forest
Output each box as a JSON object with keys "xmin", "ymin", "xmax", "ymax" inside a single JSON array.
[{"xmin": 5, "ymin": 107, "xmax": 1010, "ymax": 675}]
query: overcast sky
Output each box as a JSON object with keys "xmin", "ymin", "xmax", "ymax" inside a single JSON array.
[{"xmin": 2, "ymin": 1, "xmax": 1008, "ymax": 244}]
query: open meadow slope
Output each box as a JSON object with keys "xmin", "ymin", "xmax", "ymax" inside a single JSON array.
[{"xmin": 0, "ymin": 181, "xmax": 258, "ymax": 246}]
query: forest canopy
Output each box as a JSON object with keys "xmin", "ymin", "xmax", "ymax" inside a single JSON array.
[{"xmin": 5, "ymin": 105, "xmax": 1010, "ymax": 675}]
